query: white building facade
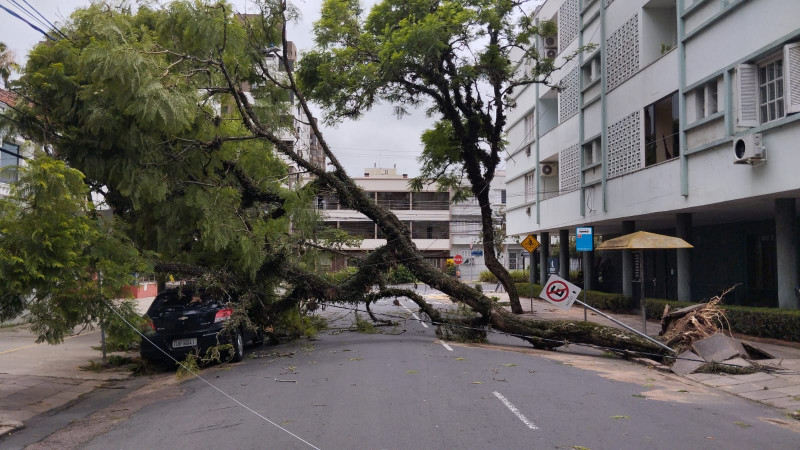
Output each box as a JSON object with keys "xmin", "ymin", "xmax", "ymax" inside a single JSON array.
[
  {"xmin": 318, "ymin": 167, "xmax": 521, "ymax": 280},
  {"xmin": 505, "ymin": 0, "xmax": 800, "ymax": 308},
  {"xmin": 0, "ymin": 88, "xmax": 29, "ymax": 198}
]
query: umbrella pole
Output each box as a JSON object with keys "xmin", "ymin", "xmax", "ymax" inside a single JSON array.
[{"xmin": 640, "ymin": 250, "xmax": 647, "ymax": 335}]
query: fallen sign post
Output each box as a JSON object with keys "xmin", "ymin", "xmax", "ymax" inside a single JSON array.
[{"xmin": 541, "ymin": 275, "xmax": 675, "ymax": 353}]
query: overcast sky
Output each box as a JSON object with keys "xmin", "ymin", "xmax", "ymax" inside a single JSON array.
[{"xmin": 0, "ymin": 0, "xmax": 438, "ymax": 176}]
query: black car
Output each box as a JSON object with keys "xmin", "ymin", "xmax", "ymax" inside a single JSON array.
[{"xmin": 140, "ymin": 287, "xmax": 261, "ymax": 363}]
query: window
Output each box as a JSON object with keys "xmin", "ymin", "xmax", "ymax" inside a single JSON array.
[
  {"xmin": 377, "ymin": 192, "xmax": 410, "ymax": 209},
  {"xmin": 411, "ymin": 221, "xmax": 449, "ymax": 239},
  {"xmin": 582, "ymin": 138, "xmax": 600, "ymax": 166},
  {"xmin": 501, "ymin": 190, "xmax": 507, "ymax": 204},
  {"xmin": 759, "ymin": 57, "xmax": 785, "ymax": 124},
  {"xmin": 524, "ymin": 172, "xmax": 535, "ymax": 202},
  {"xmin": 525, "ymin": 145, "xmax": 531, "ymax": 157},
  {"xmin": 338, "ymin": 221, "xmax": 375, "ymax": 239},
  {"xmin": 412, "ymin": 192, "xmax": 449, "ymax": 210},
  {"xmin": 582, "ymin": 54, "xmax": 601, "ymax": 85},
  {"xmin": 644, "ymin": 92, "xmax": 679, "ymax": 166},
  {"xmin": 508, "ymin": 252, "xmax": 518, "ymax": 270},
  {"xmin": 523, "ymin": 110, "xmax": 535, "ymax": 142},
  {"xmin": 693, "ymin": 79, "xmax": 719, "ymax": 122},
  {"xmin": 0, "ymin": 142, "xmax": 20, "ymax": 184}
]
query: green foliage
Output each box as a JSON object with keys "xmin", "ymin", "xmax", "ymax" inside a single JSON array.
[
  {"xmin": 478, "ymin": 270, "xmax": 497, "ymax": 283},
  {"xmin": 515, "ymin": 283, "xmax": 543, "ymax": 298},
  {"xmin": 104, "ymin": 300, "xmax": 146, "ymax": 351},
  {"xmin": 483, "ymin": 270, "xmax": 529, "ymax": 283},
  {"xmin": 325, "ymin": 266, "xmax": 359, "ymax": 284},
  {"xmin": 0, "ymin": 158, "xmax": 147, "ymax": 343},
  {"xmin": 387, "ymin": 264, "xmax": 416, "ymax": 284},
  {"xmin": 354, "ymin": 313, "xmax": 378, "ymax": 334},
  {"xmin": 3, "ymin": 1, "xmax": 309, "ymax": 338},
  {"xmin": 473, "ymin": 283, "xmax": 483, "ymax": 292},
  {"xmin": 436, "ymin": 303, "xmax": 487, "ymax": 343}
]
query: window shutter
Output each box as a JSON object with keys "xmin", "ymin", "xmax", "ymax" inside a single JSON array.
[
  {"xmin": 735, "ymin": 64, "xmax": 758, "ymax": 127},
  {"xmin": 784, "ymin": 43, "xmax": 800, "ymax": 115}
]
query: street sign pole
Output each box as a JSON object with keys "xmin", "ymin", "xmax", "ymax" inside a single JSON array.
[
  {"xmin": 573, "ymin": 298, "xmax": 674, "ymax": 353},
  {"xmin": 576, "ymin": 227, "xmax": 594, "ymax": 322}
]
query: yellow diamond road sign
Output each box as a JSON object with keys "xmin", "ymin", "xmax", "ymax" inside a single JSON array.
[{"xmin": 521, "ymin": 234, "xmax": 540, "ymax": 253}]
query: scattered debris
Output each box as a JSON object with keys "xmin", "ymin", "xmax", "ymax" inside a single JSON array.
[
  {"xmin": 670, "ymin": 351, "xmax": 706, "ymax": 376},
  {"xmin": 660, "ymin": 291, "xmax": 733, "ymax": 350},
  {"xmin": 274, "ymin": 378, "xmax": 297, "ymax": 383},
  {"xmin": 693, "ymin": 334, "xmax": 746, "ymax": 362},
  {"xmin": 610, "ymin": 415, "xmax": 630, "ymax": 420},
  {"xmin": 734, "ymin": 422, "xmax": 752, "ymax": 429}
]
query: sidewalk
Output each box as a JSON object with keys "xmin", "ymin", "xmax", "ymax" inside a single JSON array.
[
  {"xmin": 0, "ymin": 297, "xmax": 156, "ymax": 437},
  {"xmin": 486, "ymin": 288, "xmax": 800, "ymax": 414}
]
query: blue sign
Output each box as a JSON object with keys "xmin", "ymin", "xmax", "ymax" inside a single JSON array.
[
  {"xmin": 547, "ymin": 257, "xmax": 559, "ymax": 274},
  {"xmin": 471, "ymin": 250, "xmax": 483, "ymax": 257},
  {"xmin": 576, "ymin": 226, "xmax": 594, "ymax": 252}
]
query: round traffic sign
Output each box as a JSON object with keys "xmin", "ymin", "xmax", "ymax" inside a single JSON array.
[
  {"xmin": 453, "ymin": 255, "xmax": 464, "ymax": 265},
  {"xmin": 545, "ymin": 280, "xmax": 569, "ymax": 302}
]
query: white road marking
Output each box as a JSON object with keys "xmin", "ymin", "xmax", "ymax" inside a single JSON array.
[
  {"xmin": 400, "ymin": 303, "xmax": 429, "ymax": 328},
  {"xmin": 493, "ymin": 391, "xmax": 538, "ymax": 430},
  {"xmin": 440, "ymin": 341, "xmax": 453, "ymax": 351}
]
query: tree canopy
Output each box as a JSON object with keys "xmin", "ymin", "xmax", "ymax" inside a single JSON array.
[{"xmin": 0, "ymin": 0, "xmax": 667, "ymax": 356}]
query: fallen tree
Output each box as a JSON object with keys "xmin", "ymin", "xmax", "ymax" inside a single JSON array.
[{"xmin": 4, "ymin": 0, "xmax": 670, "ymax": 356}]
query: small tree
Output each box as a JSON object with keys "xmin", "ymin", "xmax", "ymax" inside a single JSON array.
[{"xmin": 0, "ymin": 158, "xmax": 146, "ymax": 349}]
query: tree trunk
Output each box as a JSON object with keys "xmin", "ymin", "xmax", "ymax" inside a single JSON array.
[{"xmin": 474, "ymin": 181, "xmax": 522, "ymax": 314}]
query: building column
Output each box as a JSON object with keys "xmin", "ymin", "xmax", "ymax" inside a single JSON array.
[
  {"xmin": 622, "ymin": 220, "xmax": 635, "ymax": 298},
  {"xmin": 582, "ymin": 250, "xmax": 594, "ymax": 291},
  {"xmin": 539, "ymin": 232, "xmax": 550, "ymax": 285},
  {"xmin": 559, "ymin": 229, "xmax": 570, "ymax": 279},
  {"xmin": 676, "ymin": 213, "xmax": 692, "ymax": 302},
  {"xmin": 776, "ymin": 199, "xmax": 799, "ymax": 309}
]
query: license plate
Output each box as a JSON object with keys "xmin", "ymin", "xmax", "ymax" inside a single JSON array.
[{"xmin": 172, "ymin": 338, "xmax": 197, "ymax": 348}]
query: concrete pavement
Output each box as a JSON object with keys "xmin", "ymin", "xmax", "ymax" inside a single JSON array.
[
  {"xmin": 0, "ymin": 297, "xmax": 156, "ymax": 437},
  {"xmin": 481, "ymin": 284, "xmax": 800, "ymax": 414}
]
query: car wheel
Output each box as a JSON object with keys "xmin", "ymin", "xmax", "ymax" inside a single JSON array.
[{"xmin": 231, "ymin": 329, "xmax": 245, "ymax": 362}]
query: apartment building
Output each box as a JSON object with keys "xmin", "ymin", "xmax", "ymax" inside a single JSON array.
[
  {"xmin": 505, "ymin": 0, "xmax": 800, "ymax": 308},
  {"xmin": 0, "ymin": 88, "xmax": 27, "ymax": 197},
  {"xmin": 318, "ymin": 167, "xmax": 521, "ymax": 279}
]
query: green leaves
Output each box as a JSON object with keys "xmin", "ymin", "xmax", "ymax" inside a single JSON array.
[{"xmin": 0, "ymin": 158, "xmax": 147, "ymax": 343}]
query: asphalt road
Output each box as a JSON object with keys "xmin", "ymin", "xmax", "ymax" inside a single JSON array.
[{"xmin": 73, "ymin": 297, "xmax": 799, "ymax": 450}]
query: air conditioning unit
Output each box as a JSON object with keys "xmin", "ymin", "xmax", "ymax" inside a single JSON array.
[
  {"xmin": 544, "ymin": 36, "xmax": 557, "ymax": 48},
  {"xmin": 545, "ymin": 48, "xmax": 558, "ymax": 59},
  {"xmin": 540, "ymin": 163, "xmax": 557, "ymax": 177},
  {"xmin": 732, "ymin": 133, "xmax": 765, "ymax": 164}
]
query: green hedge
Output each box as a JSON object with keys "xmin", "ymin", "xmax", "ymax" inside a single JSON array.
[
  {"xmin": 480, "ymin": 269, "xmax": 531, "ymax": 284},
  {"xmin": 516, "ymin": 283, "xmax": 632, "ymax": 312},
  {"xmin": 645, "ymin": 298, "xmax": 800, "ymax": 342},
  {"xmin": 509, "ymin": 288, "xmax": 800, "ymax": 342}
]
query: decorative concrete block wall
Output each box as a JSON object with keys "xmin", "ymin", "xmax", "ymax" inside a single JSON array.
[
  {"xmin": 607, "ymin": 111, "xmax": 641, "ymax": 178},
  {"xmin": 559, "ymin": 144, "xmax": 581, "ymax": 192},
  {"xmin": 606, "ymin": 14, "xmax": 640, "ymax": 91}
]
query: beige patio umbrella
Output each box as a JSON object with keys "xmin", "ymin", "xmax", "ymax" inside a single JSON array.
[
  {"xmin": 596, "ymin": 231, "xmax": 693, "ymax": 334},
  {"xmin": 596, "ymin": 231, "xmax": 693, "ymax": 251}
]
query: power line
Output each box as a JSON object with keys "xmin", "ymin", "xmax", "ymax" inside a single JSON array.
[{"xmin": 0, "ymin": 2, "xmax": 56, "ymax": 41}]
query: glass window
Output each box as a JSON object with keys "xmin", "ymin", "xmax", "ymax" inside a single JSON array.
[
  {"xmin": 0, "ymin": 142, "xmax": 20, "ymax": 184},
  {"xmin": 377, "ymin": 191, "xmax": 410, "ymax": 209},
  {"xmin": 411, "ymin": 221, "xmax": 449, "ymax": 239},
  {"xmin": 501, "ymin": 190, "xmax": 507, "ymax": 204},
  {"xmin": 644, "ymin": 91, "xmax": 680, "ymax": 167},
  {"xmin": 524, "ymin": 172, "xmax": 535, "ymax": 202},
  {"xmin": 412, "ymin": 192, "xmax": 449, "ymax": 210},
  {"xmin": 759, "ymin": 58, "xmax": 785, "ymax": 124}
]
